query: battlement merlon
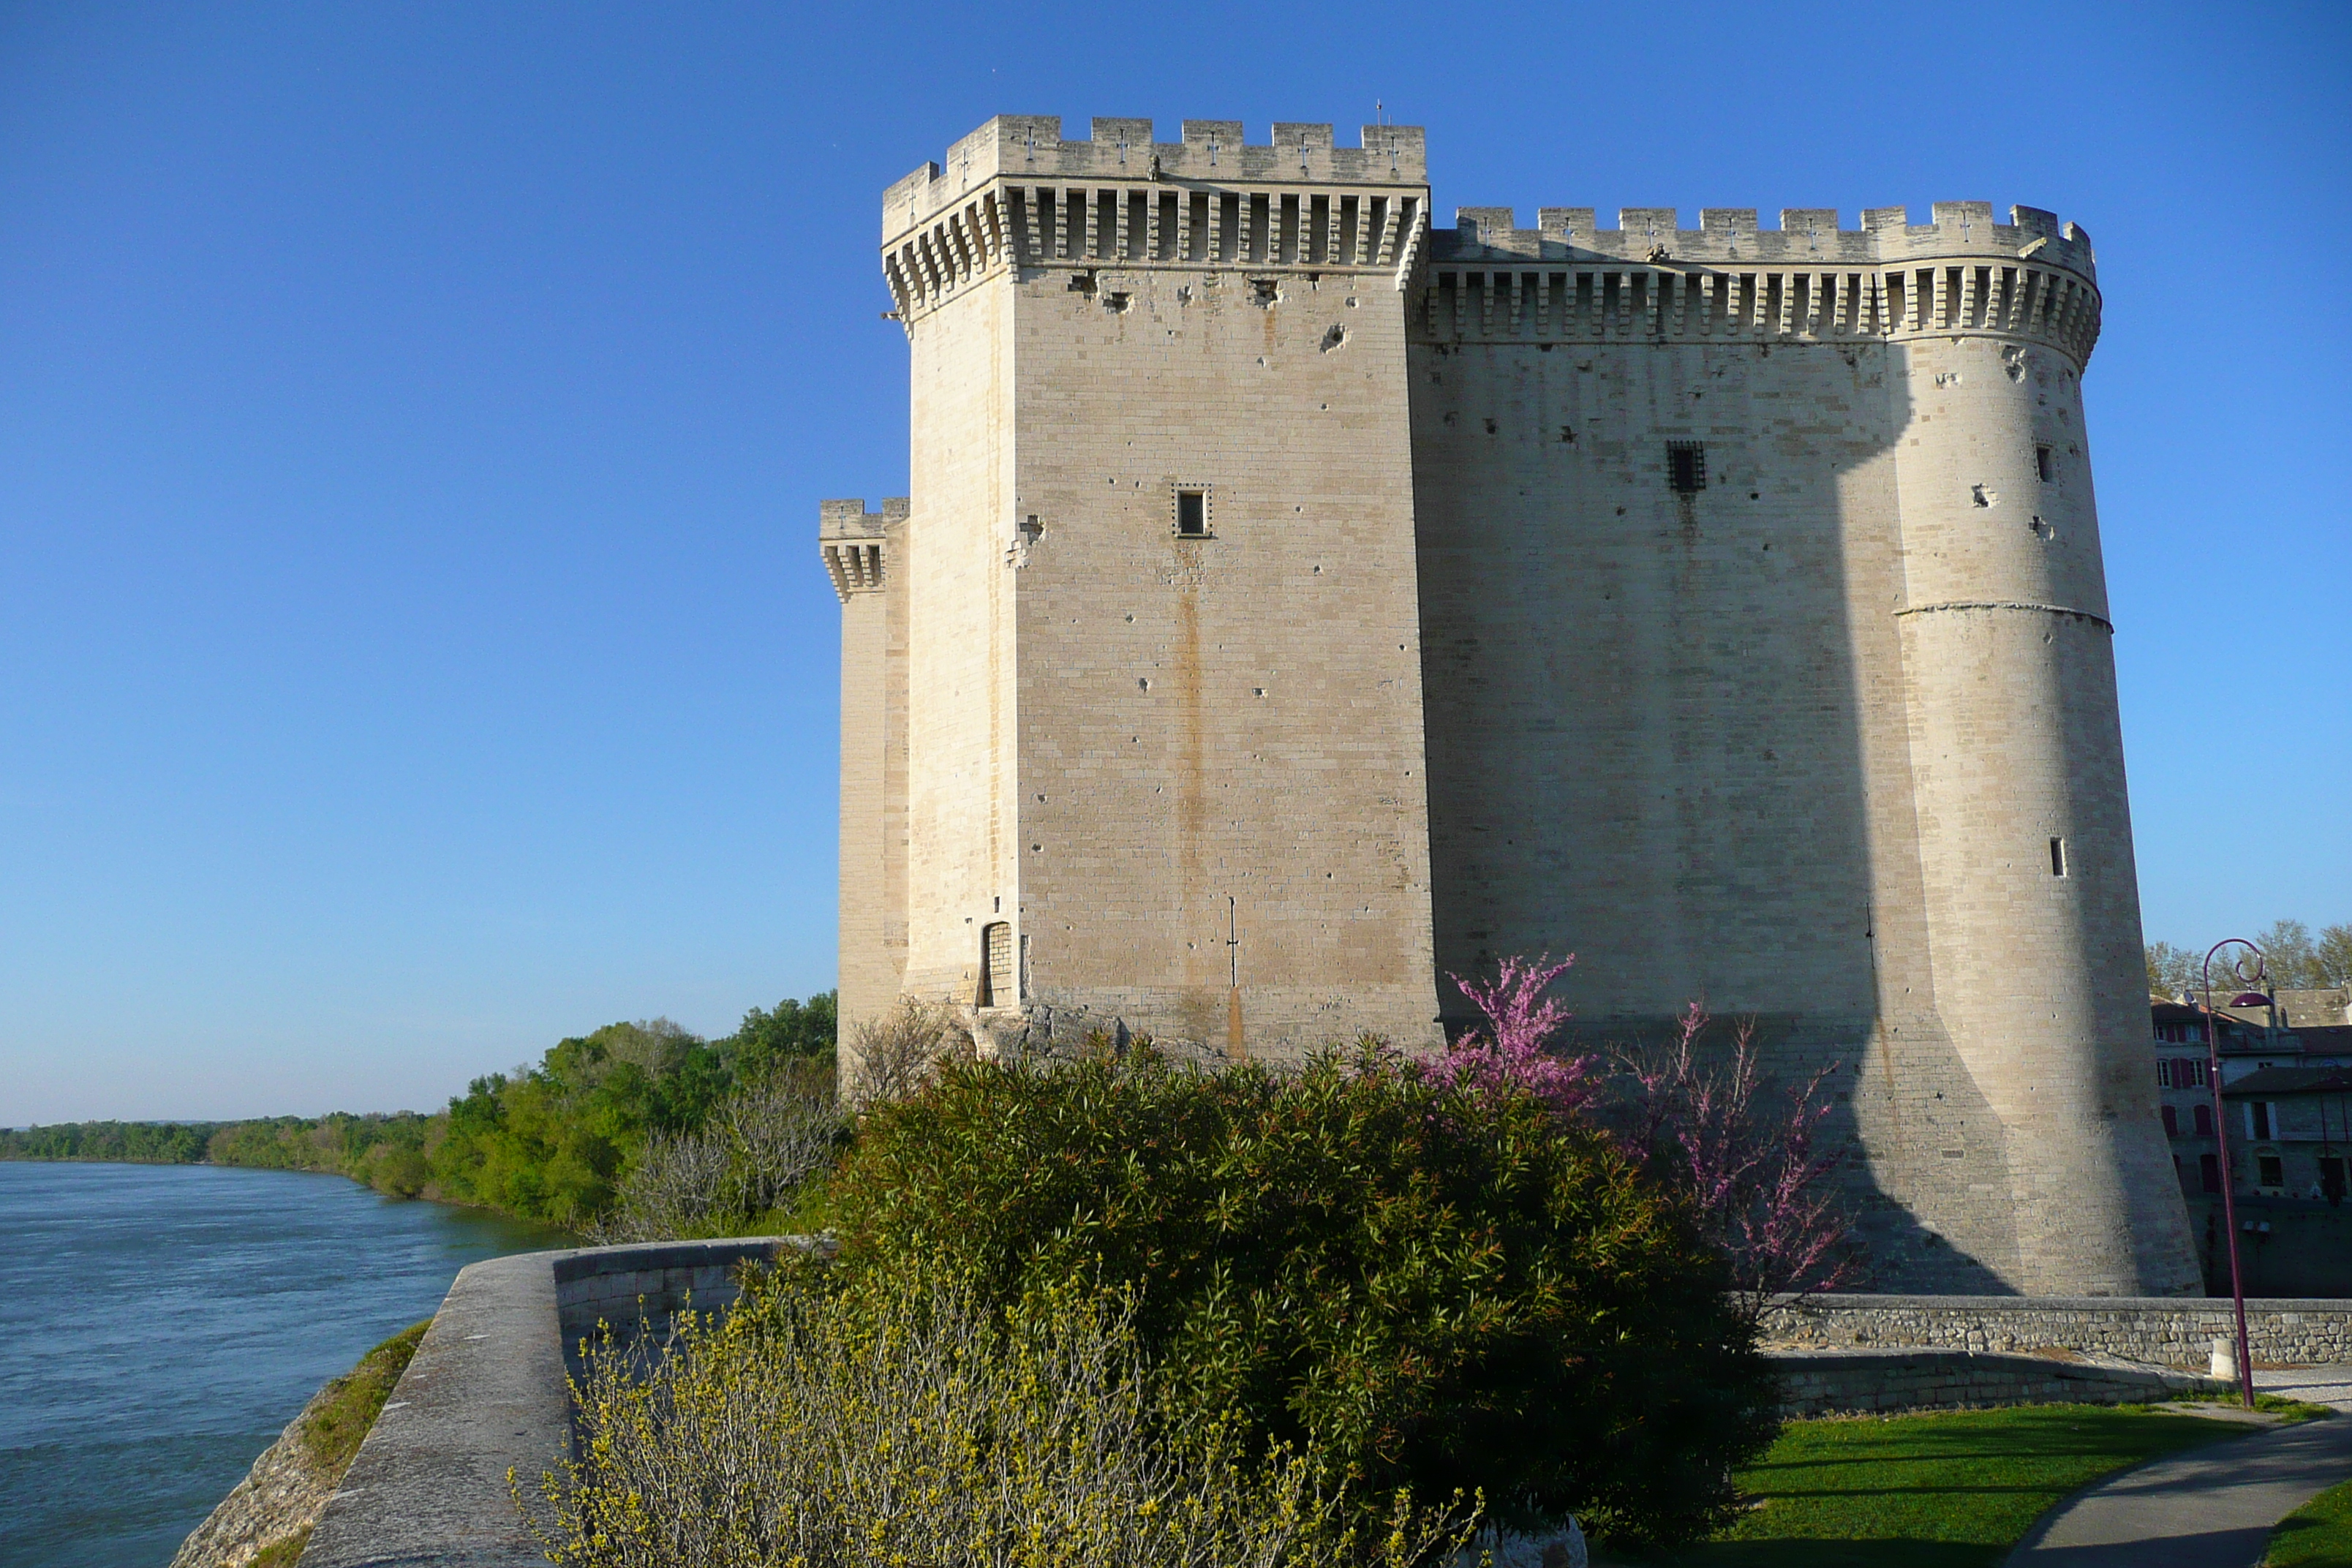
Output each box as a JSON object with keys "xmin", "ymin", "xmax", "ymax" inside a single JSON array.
[
  {"xmin": 818, "ymin": 497, "xmax": 907, "ymax": 603},
  {"xmin": 883, "ymin": 116, "xmax": 1429, "ymax": 244},
  {"xmin": 1431, "ymin": 200, "xmax": 2095, "ymax": 280}
]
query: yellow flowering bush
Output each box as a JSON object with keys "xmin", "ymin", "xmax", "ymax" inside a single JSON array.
[{"xmin": 518, "ymin": 1257, "xmax": 1477, "ymax": 1567}]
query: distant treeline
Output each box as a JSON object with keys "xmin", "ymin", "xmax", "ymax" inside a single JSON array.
[
  {"xmin": 0, "ymin": 1120, "xmax": 221, "ymax": 1163},
  {"xmin": 0, "ymin": 992, "xmax": 836, "ymax": 1231}
]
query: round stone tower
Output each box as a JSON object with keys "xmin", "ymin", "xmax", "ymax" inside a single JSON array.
[{"xmin": 1889, "ymin": 203, "xmax": 2198, "ymax": 1294}]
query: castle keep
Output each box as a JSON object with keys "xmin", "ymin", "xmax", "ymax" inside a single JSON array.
[{"xmin": 821, "ymin": 116, "xmax": 2200, "ymax": 1297}]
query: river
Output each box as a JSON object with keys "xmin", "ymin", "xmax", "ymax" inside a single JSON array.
[{"xmin": 0, "ymin": 1160, "xmax": 572, "ymax": 1568}]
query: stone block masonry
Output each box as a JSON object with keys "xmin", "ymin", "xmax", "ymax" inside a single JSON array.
[
  {"xmin": 1765, "ymin": 1348, "xmax": 2230, "ymax": 1418},
  {"xmin": 827, "ymin": 113, "xmax": 2201, "ymax": 1299},
  {"xmin": 1761, "ymin": 1292, "xmax": 2352, "ymax": 1371},
  {"xmin": 299, "ymin": 1239, "xmax": 812, "ymax": 1567}
]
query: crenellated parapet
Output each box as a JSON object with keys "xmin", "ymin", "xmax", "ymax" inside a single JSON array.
[
  {"xmin": 1436, "ymin": 201, "xmax": 2092, "ymax": 274},
  {"xmin": 818, "ymin": 497, "xmax": 906, "ymax": 603},
  {"xmin": 880, "ymin": 116, "xmax": 1431, "ymax": 328},
  {"xmin": 885, "ymin": 116, "xmax": 1427, "ymax": 237},
  {"xmin": 1419, "ymin": 202, "xmax": 2100, "ymax": 363}
]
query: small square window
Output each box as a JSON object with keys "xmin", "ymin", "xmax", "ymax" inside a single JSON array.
[
  {"xmin": 1667, "ymin": 442, "xmax": 1706, "ymax": 494},
  {"xmin": 1175, "ymin": 487, "xmax": 1209, "ymax": 537},
  {"xmin": 2258, "ymin": 1155, "xmax": 2284, "ymax": 1188}
]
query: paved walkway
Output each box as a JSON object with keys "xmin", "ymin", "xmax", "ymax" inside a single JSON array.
[{"xmin": 2004, "ymin": 1365, "xmax": 2352, "ymax": 1567}]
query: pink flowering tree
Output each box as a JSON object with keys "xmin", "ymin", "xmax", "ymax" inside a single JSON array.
[
  {"xmin": 1433, "ymin": 953, "xmax": 1858, "ymax": 1313},
  {"xmin": 1439, "ymin": 952, "xmax": 1599, "ymax": 1117},
  {"xmin": 1618, "ymin": 1002, "xmax": 1858, "ymax": 1316}
]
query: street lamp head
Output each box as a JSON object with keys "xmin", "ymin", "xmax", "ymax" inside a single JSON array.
[{"xmin": 2231, "ymin": 992, "xmax": 2272, "ymax": 1008}]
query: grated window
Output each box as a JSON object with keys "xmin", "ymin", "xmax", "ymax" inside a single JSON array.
[{"xmin": 1667, "ymin": 442, "xmax": 1706, "ymax": 494}]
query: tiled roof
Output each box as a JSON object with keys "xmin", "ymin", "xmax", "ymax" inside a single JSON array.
[{"xmin": 2221, "ymin": 1066, "xmax": 2352, "ymax": 1096}]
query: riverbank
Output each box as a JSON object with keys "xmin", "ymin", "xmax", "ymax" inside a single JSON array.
[
  {"xmin": 1, "ymin": 1112, "xmax": 442, "ymax": 1199},
  {"xmin": 167, "ymin": 1322, "xmax": 428, "ymax": 1568},
  {"xmin": 3, "ymin": 993, "xmax": 840, "ymax": 1235}
]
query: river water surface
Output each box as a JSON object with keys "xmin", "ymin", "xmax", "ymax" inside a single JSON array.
[{"xmin": 0, "ymin": 1161, "xmax": 570, "ymax": 1568}]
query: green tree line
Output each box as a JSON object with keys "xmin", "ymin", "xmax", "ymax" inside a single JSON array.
[
  {"xmin": 0, "ymin": 992, "xmax": 836, "ymax": 1231},
  {"xmin": 0, "ymin": 1120, "xmax": 221, "ymax": 1163}
]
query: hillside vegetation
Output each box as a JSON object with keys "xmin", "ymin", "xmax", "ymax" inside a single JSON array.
[{"xmin": 0, "ymin": 992, "xmax": 836, "ymax": 1233}]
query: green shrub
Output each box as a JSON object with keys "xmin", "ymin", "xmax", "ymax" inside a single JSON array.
[
  {"xmin": 300, "ymin": 1319, "xmax": 431, "ymax": 1476},
  {"xmin": 366, "ymin": 1142, "xmax": 431, "ymax": 1197},
  {"xmin": 831, "ymin": 1045, "xmax": 1777, "ymax": 1544},
  {"xmin": 249, "ymin": 1528, "xmax": 310, "ymax": 1568},
  {"xmin": 521, "ymin": 1261, "xmax": 1474, "ymax": 1568}
]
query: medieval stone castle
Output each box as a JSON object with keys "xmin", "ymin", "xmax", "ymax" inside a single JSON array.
[{"xmin": 820, "ymin": 116, "xmax": 2199, "ymax": 1298}]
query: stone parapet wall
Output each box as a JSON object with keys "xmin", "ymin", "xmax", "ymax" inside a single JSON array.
[
  {"xmin": 1760, "ymin": 1292, "xmax": 2352, "ymax": 1370},
  {"xmin": 1765, "ymin": 1348, "xmax": 2228, "ymax": 1418},
  {"xmin": 553, "ymin": 1239, "xmax": 804, "ymax": 1348},
  {"xmin": 301, "ymin": 1239, "xmax": 808, "ymax": 1568}
]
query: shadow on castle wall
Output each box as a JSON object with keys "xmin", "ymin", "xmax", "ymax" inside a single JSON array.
[{"xmin": 1410, "ymin": 328, "xmax": 2028, "ymax": 1293}]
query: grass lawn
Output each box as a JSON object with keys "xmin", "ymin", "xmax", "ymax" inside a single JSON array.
[
  {"xmin": 1618, "ymin": 1403, "xmax": 2257, "ymax": 1567},
  {"xmin": 2267, "ymin": 1475, "xmax": 2352, "ymax": 1567}
]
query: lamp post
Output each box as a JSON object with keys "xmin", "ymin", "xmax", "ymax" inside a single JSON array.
[{"xmin": 2203, "ymin": 938, "xmax": 2266, "ymax": 1409}]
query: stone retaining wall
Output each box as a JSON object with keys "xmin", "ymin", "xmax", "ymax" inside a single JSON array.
[
  {"xmin": 301, "ymin": 1267, "xmax": 2345, "ymax": 1563},
  {"xmin": 1766, "ymin": 1349, "xmax": 2229, "ymax": 1418},
  {"xmin": 300, "ymin": 1238, "xmax": 804, "ymax": 1568},
  {"xmin": 1760, "ymin": 1293, "xmax": 2352, "ymax": 1370}
]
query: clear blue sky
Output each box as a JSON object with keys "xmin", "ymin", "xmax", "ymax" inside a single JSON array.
[{"xmin": 2, "ymin": 2, "xmax": 2345, "ymax": 1123}]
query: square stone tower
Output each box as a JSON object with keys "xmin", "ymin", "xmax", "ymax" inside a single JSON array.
[
  {"xmin": 826, "ymin": 116, "xmax": 2203, "ymax": 1298},
  {"xmin": 826, "ymin": 116, "xmax": 1445, "ymax": 1066}
]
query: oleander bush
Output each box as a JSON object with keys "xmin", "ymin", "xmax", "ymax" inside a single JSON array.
[
  {"xmin": 519, "ymin": 1259, "xmax": 1476, "ymax": 1568},
  {"xmin": 829, "ymin": 1044, "xmax": 1779, "ymax": 1545}
]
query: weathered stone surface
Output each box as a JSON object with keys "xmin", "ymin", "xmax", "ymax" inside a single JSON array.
[
  {"xmin": 1765, "ymin": 1347, "xmax": 2228, "ymax": 1417},
  {"xmin": 298, "ymin": 1239, "xmax": 812, "ymax": 1567},
  {"xmin": 297, "ymin": 1253, "xmax": 567, "ymax": 1568},
  {"xmin": 1761, "ymin": 1292, "xmax": 2352, "ymax": 1369},
  {"xmin": 169, "ymin": 1379, "xmax": 339, "ymax": 1568},
  {"xmin": 1459, "ymin": 1517, "xmax": 1588, "ymax": 1568}
]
